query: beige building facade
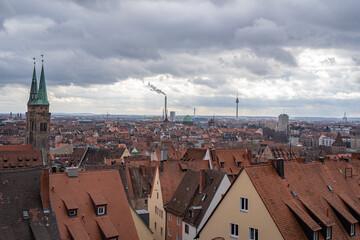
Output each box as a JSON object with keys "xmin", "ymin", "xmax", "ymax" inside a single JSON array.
[
  {"xmin": 148, "ymin": 167, "xmax": 166, "ymax": 240},
  {"xmin": 197, "ymin": 169, "xmax": 283, "ymax": 240}
]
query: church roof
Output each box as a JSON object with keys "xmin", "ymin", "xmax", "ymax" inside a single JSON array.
[
  {"xmin": 27, "ymin": 65, "xmax": 38, "ymax": 105},
  {"xmin": 183, "ymin": 115, "xmax": 193, "ymax": 122},
  {"xmin": 332, "ymin": 133, "xmax": 346, "ymax": 147},
  {"xmin": 36, "ymin": 63, "xmax": 50, "ymax": 105},
  {"xmin": 27, "ymin": 60, "xmax": 50, "ymax": 106}
]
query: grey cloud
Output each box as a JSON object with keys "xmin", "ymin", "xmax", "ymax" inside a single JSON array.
[{"xmin": 321, "ymin": 57, "xmax": 336, "ymax": 66}]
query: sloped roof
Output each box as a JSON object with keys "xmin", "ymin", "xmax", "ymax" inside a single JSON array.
[
  {"xmin": 50, "ymin": 169, "xmax": 139, "ymax": 240},
  {"xmin": 245, "ymin": 159, "xmax": 360, "ymax": 239},
  {"xmin": 0, "ymin": 167, "xmax": 61, "ymax": 240}
]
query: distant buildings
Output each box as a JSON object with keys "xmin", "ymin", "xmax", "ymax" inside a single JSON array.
[{"xmin": 277, "ymin": 114, "xmax": 289, "ymax": 134}]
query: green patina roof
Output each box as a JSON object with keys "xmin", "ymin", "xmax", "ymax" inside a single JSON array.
[
  {"xmin": 27, "ymin": 66, "xmax": 38, "ymax": 105},
  {"xmin": 183, "ymin": 115, "xmax": 193, "ymax": 122},
  {"xmin": 35, "ymin": 63, "xmax": 49, "ymax": 105},
  {"xmin": 131, "ymin": 147, "xmax": 139, "ymax": 154}
]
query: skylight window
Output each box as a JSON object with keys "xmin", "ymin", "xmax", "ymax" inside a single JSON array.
[
  {"xmin": 201, "ymin": 194, "xmax": 207, "ymax": 202},
  {"xmin": 291, "ymin": 190, "xmax": 298, "ymax": 198},
  {"xmin": 327, "ymin": 185, "xmax": 333, "ymax": 192}
]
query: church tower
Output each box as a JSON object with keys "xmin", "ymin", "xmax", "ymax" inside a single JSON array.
[{"xmin": 26, "ymin": 57, "xmax": 51, "ymax": 165}]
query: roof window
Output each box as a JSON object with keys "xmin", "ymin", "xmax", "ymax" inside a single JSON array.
[
  {"xmin": 327, "ymin": 185, "xmax": 333, "ymax": 192},
  {"xmin": 291, "ymin": 190, "xmax": 298, "ymax": 198},
  {"xmin": 201, "ymin": 194, "xmax": 207, "ymax": 202}
]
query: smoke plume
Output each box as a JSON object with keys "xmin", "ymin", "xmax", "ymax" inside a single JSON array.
[{"xmin": 147, "ymin": 82, "xmax": 166, "ymax": 95}]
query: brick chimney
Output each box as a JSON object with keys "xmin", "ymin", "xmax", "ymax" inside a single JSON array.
[
  {"xmin": 40, "ymin": 167, "xmax": 50, "ymax": 213},
  {"xmin": 199, "ymin": 169, "xmax": 206, "ymax": 193},
  {"xmin": 271, "ymin": 158, "xmax": 285, "ymax": 179}
]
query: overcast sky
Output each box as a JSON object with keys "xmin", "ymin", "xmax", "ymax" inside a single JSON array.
[{"xmin": 1, "ymin": 0, "xmax": 360, "ymax": 117}]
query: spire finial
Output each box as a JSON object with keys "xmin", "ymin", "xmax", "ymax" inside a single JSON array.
[
  {"xmin": 33, "ymin": 57, "xmax": 36, "ymax": 65},
  {"xmin": 41, "ymin": 54, "xmax": 44, "ymax": 63}
]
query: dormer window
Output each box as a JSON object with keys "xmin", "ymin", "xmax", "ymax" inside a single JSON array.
[
  {"xmin": 313, "ymin": 231, "xmax": 319, "ymax": 240},
  {"xmin": 220, "ymin": 162, "xmax": 224, "ymax": 168},
  {"xmin": 62, "ymin": 197, "xmax": 79, "ymax": 218},
  {"xmin": 350, "ymin": 224, "xmax": 355, "ymax": 236},
  {"xmin": 236, "ymin": 162, "xmax": 241, "ymax": 168},
  {"xmin": 68, "ymin": 209, "xmax": 77, "ymax": 217},
  {"xmin": 97, "ymin": 206, "xmax": 106, "ymax": 216},
  {"xmin": 89, "ymin": 191, "xmax": 108, "ymax": 217},
  {"xmin": 326, "ymin": 227, "xmax": 332, "ymax": 240}
]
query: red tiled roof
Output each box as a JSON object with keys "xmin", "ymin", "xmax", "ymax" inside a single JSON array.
[{"xmin": 50, "ymin": 169, "xmax": 139, "ymax": 240}]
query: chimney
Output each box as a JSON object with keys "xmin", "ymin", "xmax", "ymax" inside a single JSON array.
[
  {"xmin": 40, "ymin": 168, "xmax": 50, "ymax": 213},
  {"xmin": 199, "ymin": 169, "xmax": 206, "ymax": 193},
  {"xmin": 66, "ymin": 167, "xmax": 78, "ymax": 178},
  {"xmin": 161, "ymin": 149, "xmax": 167, "ymax": 161},
  {"xmin": 272, "ymin": 158, "xmax": 284, "ymax": 179},
  {"xmin": 160, "ymin": 161, "xmax": 164, "ymax": 175},
  {"xmin": 165, "ymin": 95, "xmax": 168, "ymax": 119}
]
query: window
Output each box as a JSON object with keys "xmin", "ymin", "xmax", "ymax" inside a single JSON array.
[
  {"xmin": 155, "ymin": 222, "xmax": 157, "ymax": 230},
  {"xmin": 249, "ymin": 228, "xmax": 258, "ymax": 240},
  {"xmin": 97, "ymin": 206, "xmax": 106, "ymax": 216},
  {"xmin": 326, "ymin": 227, "xmax": 332, "ymax": 240},
  {"xmin": 350, "ymin": 224, "xmax": 355, "ymax": 236},
  {"xmin": 237, "ymin": 162, "xmax": 241, "ymax": 168},
  {"xmin": 161, "ymin": 227, "xmax": 163, "ymax": 236},
  {"xmin": 168, "ymin": 228, "xmax": 172, "ymax": 237},
  {"xmin": 160, "ymin": 210, "xmax": 163, "ymax": 219},
  {"xmin": 201, "ymin": 193, "xmax": 207, "ymax": 202},
  {"xmin": 145, "ymin": 199, "xmax": 148, "ymax": 205},
  {"xmin": 157, "ymin": 192, "xmax": 159, "ymax": 199},
  {"xmin": 176, "ymin": 233, "xmax": 180, "ymax": 240},
  {"xmin": 169, "ymin": 213, "xmax": 172, "ymax": 222},
  {"xmin": 313, "ymin": 231, "xmax": 319, "ymax": 240},
  {"xmin": 230, "ymin": 223, "xmax": 238, "ymax": 238},
  {"xmin": 177, "ymin": 217, "xmax": 180, "ymax": 226},
  {"xmin": 155, "ymin": 206, "xmax": 158, "ymax": 215},
  {"xmin": 220, "ymin": 162, "xmax": 224, "ymax": 168},
  {"xmin": 240, "ymin": 197, "xmax": 248, "ymax": 212},
  {"xmin": 185, "ymin": 224, "xmax": 189, "ymax": 234},
  {"xmin": 68, "ymin": 210, "xmax": 77, "ymax": 217}
]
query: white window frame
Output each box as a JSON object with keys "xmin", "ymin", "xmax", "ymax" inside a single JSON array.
[
  {"xmin": 169, "ymin": 213, "xmax": 172, "ymax": 222},
  {"xmin": 176, "ymin": 233, "xmax": 180, "ymax": 240},
  {"xmin": 326, "ymin": 227, "xmax": 332, "ymax": 240},
  {"xmin": 97, "ymin": 206, "xmax": 106, "ymax": 215},
  {"xmin": 249, "ymin": 227, "xmax": 258, "ymax": 240},
  {"xmin": 240, "ymin": 197, "xmax": 248, "ymax": 212},
  {"xmin": 168, "ymin": 228, "xmax": 172, "ymax": 237},
  {"xmin": 68, "ymin": 210, "xmax": 77, "ymax": 216},
  {"xmin": 313, "ymin": 231, "xmax": 318, "ymax": 240},
  {"xmin": 230, "ymin": 223, "xmax": 239, "ymax": 238},
  {"xmin": 350, "ymin": 224, "xmax": 355, "ymax": 236},
  {"xmin": 177, "ymin": 217, "xmax": 180, "ymax": 226}
]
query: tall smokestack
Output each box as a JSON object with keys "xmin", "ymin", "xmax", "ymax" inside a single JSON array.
[
  {"xmin": 165, "ymin": 95, "xmax": 168, "ymax": 120},
  {"xmin": 236, "ymin": 94, "xmax": 239, "ymax": 120},
  {"xmin": 194, "ymin": 108, "xmax": 196, "ymax": 118}
]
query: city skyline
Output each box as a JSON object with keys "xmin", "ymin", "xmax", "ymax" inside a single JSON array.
[{"xmin": 1, "ymin": 0, "xmax": 360, "ymax": 117}]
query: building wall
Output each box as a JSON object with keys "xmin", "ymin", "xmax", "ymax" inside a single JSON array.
[
  {"xmin": 183, "ymin": 222, "xmax": 196, "ymax": 240},
  {"xmin": 130, "ymin": 207, "xmax": 153, "ymax": 240},
  {"xmin": 148, "ymin": 167, "xmax": 166, "ymax": 240},
  {"xmin": 198, "ymin": 170, "xmax": 283, "ymax": 240},
  {"xmin": 166, "ymin": 213, "xmax": 182, "ymax": 240},
  {"xmin": 197, "ymin": 175, "xmax": 231, "ymax": 232}
]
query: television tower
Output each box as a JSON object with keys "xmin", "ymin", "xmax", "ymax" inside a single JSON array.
[{"xmin": 236, "ymin": 94, "xmax": 239, "ymax": 120}]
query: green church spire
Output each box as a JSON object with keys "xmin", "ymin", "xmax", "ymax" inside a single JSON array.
[
  {"xmin": 28, "ymin": 58, "xmax": 38, "ymax": 105},
  {"xmin": 36, "ymin": 56, "xmax": 50, "ymax": 105}
]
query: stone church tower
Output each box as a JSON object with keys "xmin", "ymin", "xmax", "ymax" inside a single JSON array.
[{"xmin": 26, "ymin": 59, "xmax": 51, "ymax": 165}]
